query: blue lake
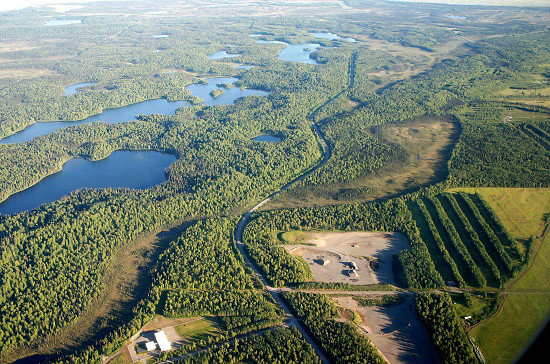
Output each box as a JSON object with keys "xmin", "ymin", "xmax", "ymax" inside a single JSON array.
[
  {"xmin": 445, "ymin": 15, "xmax": 467, "ymax": 20},
  {"xmin": 252, "ymin": 135, "xmax": 281, "ymax": 143},
  {"xmin": 187, "ymin": 77, "xmax": 268, "ymax": 106},
  {"xmin": 0, "ymin": 150, "xmax": 176, "ymax": 215},
  {"xmin": 0, "ymin": 78, "xmax": 268, "ymax": 144},
  {"xmin": 0, "ymin": 99, "xmax": 190, "ymax": 144},
  {"xmin": 255, "ymin": 39, "xmax": 322, "ymax": 64},
  {"xmin": 63, "ymin": 82, "xmax": 96, "ymax": 96},
  {"xmin": 209, "ymin": 51, "xmax": 240, "ymax": 60}
]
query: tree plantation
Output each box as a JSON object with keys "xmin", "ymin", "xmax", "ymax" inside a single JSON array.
[{"xmin": 0, "ymin": 1, "xmax": 549, "ymax": 364}]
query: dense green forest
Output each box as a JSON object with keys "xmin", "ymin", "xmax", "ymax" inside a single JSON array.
[
  {"xmin": 0, "ymin": 1, "xmax": 548, "ymax": 363},
  {"xmin": 416, "ymin": 293, "xmax": 477, "ymax": 364},
  {"xmin": 175, "ymin": 327, "xmax": 320, "ymax": 364}
]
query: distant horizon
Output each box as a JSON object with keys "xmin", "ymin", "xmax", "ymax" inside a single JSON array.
[
  {"xmin": 0, "ymin": 0, "xmax": 128, "ymax": 12},
  {"xmin": 1, "ymin": 0, "xmax": 547, "ymax": 13}
]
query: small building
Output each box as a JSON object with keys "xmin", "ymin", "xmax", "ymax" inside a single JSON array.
[
  {"xmin": 349, "ymin": 261, "xmax": 358, "ymax": 270},
  {"xmin": 145, "ymin": 341, "xmax": 157, "ymax": 351},
  {"xmin": 154, "ymin": 330, "xmax": 171, "ymax": 352}
]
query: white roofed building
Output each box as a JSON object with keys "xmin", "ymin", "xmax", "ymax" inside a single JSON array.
[{"xmin": 154, "ymin": 330, "xmax": 172, "ymax": 352}]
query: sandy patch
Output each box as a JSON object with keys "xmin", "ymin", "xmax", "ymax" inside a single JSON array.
[
  {"xmin": 334, "ymin": 295, "xmax": 440, "ymax": 364},
  {"xmin": 285, "ymin": 232, "xmax": 409, "ymax": 285}
]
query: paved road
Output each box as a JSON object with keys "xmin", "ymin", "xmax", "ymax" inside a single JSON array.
[{"xmin": 233, "ymin": 53, "xmax": 356, "ymax": 364}]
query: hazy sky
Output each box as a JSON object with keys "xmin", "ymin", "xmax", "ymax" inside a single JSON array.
[{"xmin": 0, "ymin": 0, "xmax": 126, "ymax": 12}]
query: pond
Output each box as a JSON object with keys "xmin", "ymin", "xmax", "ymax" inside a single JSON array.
[
  {"xmin": 251, "ymin": 134, "xmax": 282, "ymax": 143},
  {"xmin": 63, "ymin": 82, "xmax": 96, "ymax": 96},
  {"xmin": 187, "ymin": 77, "xmax": 268, "ymax": 106},
  {"xmin": 312, "ymin": 32, "xmax": 356, "ymax": 43},
  {"xmin": 0, "ymin": 150, "xmax": 176, "ymax": 215},
  {"xmin": 46, "ymin": 19, "xmax": 82, "ymax": 26},
  {"xmin": 208, "ymin": 51, "xmax": 240, "ymax": 60},
  {"xmin": 445, "ymin": 15, "xmax": 467, "ymax": 20},
  {"xmin": 0, "ymin": 78, "xmax": 269, "ymax": 144},
  {"xmin": 255, "ymin": 39, "xmax": 322, "ymax": 64}
]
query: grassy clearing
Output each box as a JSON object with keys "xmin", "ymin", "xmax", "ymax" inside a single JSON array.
[
  {"xmin": 454, "ymin": 188, "xmax": 550, "ymax": 364},
  {"xmin": 278, "ymin": 230, "xmax": 312, "ymax": 244},
  {"xmin": 267, "ymin": 115, "xmax": 459, "ymax": 210},
  {"xmin": 174, "ymin": 318, "xmax": 219, "ymax": 342},
  {"xmin": 500, "ymin": 86, "xmax": 550, "ymax": 98},
  {"xmin": 512, "ymin": 231, "xmax": 550, "ymax": 292},
  {"xmin": 505, "ymin": 108, "xmax": 550, "ymax": 123},
  {"xmin": 470, "ymin": 291, "xmax": 550, "ymax": 364},
  {"xmin": 454, "ymin": 188, "xmax": 549, "ymax": 241},
  {"xmin": 451, "ymin": 292, "xmax": 497, "ymax": 319},
  {"xmin": 0, "ymin": 68, "xmax": 56, "ymax": 79},
  {"xmin": 351, "ymin": 116, "xmax": 459, "ymax": 202},
  {"xmin": 355, "ymin": 35, "xmax": 468, "ymax": 91},
  {"xmin": 107, "ymin": 354, "xmax": 126, "ymax": 364},
  {"xmin": 497, "ymin": 76, "xmax": 550, "ymax": 108},
  {"xmin": 506, "ymin": 99, "xmax": 550, "ymax": 108}
]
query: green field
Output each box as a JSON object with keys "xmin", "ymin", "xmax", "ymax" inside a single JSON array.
[
  {"xmin": 457, "ymin": 188, "xmax": 550, "ymax": 364},
  {"xmin": 174, "ymin": 318, "xmax": 219, "ymax": 342},
  {"xmin": 458, "ymin": 188, "xmax": 549, "ymax": 239}
]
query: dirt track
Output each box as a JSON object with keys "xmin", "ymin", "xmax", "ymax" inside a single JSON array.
[{"xmin": 334, "ymin": 295, "xmax": 440, "ymax": 364}]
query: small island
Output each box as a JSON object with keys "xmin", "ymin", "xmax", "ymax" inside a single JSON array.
[{"xmin": 210, "ymin": 89, "xmax": 225, "ymax": 98}]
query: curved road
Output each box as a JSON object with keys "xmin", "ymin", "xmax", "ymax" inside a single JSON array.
[{"xmin": 234, "ymin": 54, "xmax": 356, "ymax": 364}]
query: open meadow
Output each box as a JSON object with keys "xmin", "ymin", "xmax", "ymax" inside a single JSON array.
[{"xmin": 457, "ymin": 188, "xmax": 550, "ymax": 364}]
